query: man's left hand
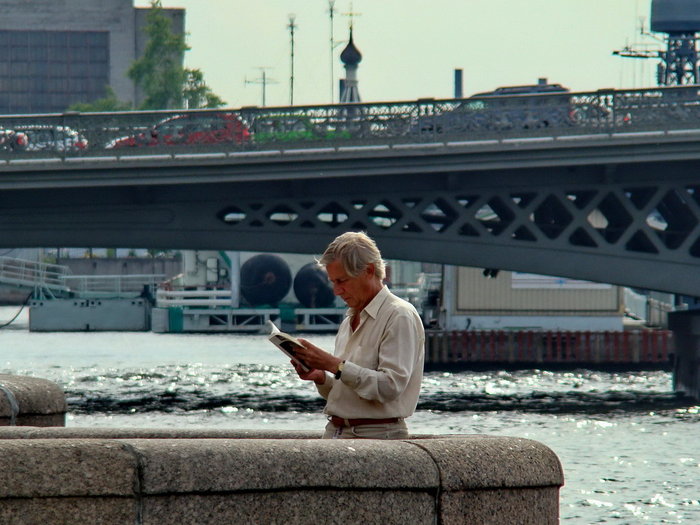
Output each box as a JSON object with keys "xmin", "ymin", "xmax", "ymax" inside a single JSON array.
[{"xmin": 295, "ymin": 339, "xmax": 343, "ymax": 374}]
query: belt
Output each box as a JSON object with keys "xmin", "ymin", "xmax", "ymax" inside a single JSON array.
[{"xmin": 329, "ymin": 415, "xmax": 400, "ymax": 427}]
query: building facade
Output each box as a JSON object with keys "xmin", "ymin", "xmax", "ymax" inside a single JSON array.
[
  {"xmin": 0, "ymin": 0, "xmax": 184, "ymax": 114},
  {"xmin": 441, "ymin": 266, "xmax": 626, "ymax": 331}
]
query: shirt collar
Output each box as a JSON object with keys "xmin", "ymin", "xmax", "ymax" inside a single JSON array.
[{"xmin": 362, "ymin": 285, "xmax": 390, "ymax": 320}]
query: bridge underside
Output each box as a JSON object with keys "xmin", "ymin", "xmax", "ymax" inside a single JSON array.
[{"xmin": 2, "ymin": 137, "xmax": 700, "ymax": 296}]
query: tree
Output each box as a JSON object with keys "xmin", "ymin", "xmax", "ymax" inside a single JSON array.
[
  {"xmin": 129, "ymin": 0, "xmax": 188, "ymax": 109},
  {"xmin": 129, "ymin": 0, "xmax": 224, "ymax": 110},
  {"xmin": 68, "ymin": 87, "xmax": 132, "ymax": 112},
  {"xmin": 184, "ymin": 69, "xmax": 226, "ymax": 109}
]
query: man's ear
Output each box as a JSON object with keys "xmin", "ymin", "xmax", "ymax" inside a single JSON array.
[{"xmin": 365, "ymin": 263, "xmax": 375, "ymax": 277}]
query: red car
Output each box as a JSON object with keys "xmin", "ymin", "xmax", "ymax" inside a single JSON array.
[{"xmin": 107, "ymin": 112, "xmax": 250, "ymax": 149}]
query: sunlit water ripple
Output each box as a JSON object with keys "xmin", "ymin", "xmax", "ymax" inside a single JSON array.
[{"xmin": 0, "ymin": 308, "xmax": 698, "ymax": 523}]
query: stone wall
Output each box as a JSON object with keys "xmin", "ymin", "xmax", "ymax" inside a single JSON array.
[
  {"xmin": 0, "ymin": 375, "xmax": 66, "ymax": 426},
  {"xmin": 0, "ymin": 428, "xmax": 564, "ymax": 525},
  {"xmin": 0, "ymin": 376, "xmax": 565, "ymax": 523}
]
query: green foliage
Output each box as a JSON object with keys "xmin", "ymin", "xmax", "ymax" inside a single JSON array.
[
  {"xmin": 184, "ymin": 69, "xmax": 226, "ymax": 109},
  {"xmin": 324, "ymin": 129, "xmax": 352, "ymax": 140},
  {"xmin": 128, "ymin": 0, "xmax": 189, "ymax": 110},
  {"xmin": 68, "ymin": 1, "xmax": 223, "ymax": 112},
  {"xmin": 254, "ymin": 130, "xmax": 315, "ymax": 143},
  {"xmin": 68, "ymin": 87, "xmax": 132, "ymax": 112},
  {"xmin": 128, "ymin": 1, "xmax": 225, "ymax": 110},
  {"xmin": 254, "ymin": 129, "xmax": 352, "ymax": 144},
  {"xmin": 252, "ymin": 115, "xmax": 353, "ymax": 144}
]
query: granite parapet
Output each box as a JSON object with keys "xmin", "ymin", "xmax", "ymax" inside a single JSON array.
[
  {"xmin": 0, "ymin": 374, "xmax": 66, "ymax": 426},
  {"xmin": 0, "ymin": 429, "xmax": 564, "ymax": 524}
]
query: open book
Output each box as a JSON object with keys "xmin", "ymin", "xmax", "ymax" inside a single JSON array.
[{"xmin": 266, "ymin": 320, "xmax": 311, "ymax": 372}]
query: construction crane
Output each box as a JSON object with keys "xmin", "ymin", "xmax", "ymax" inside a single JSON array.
[{"xmin": 614, "ymin": 0, "xmax": 700, "ymax": 86}]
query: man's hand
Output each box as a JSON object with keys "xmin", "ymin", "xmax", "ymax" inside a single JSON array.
[
  {"xmin": 295, "ymin": 339, "xmax": 344, "ymax": 375},
  {"xmin": 291, "ymin": 359, "xmax": 326, "ymax": 384}
]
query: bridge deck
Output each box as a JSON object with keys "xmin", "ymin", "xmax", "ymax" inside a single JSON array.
[{"xmin": 2, "ymin": 86, "xmax": 700, "ymax": 296}]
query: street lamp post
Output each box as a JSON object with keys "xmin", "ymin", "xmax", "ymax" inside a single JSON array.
[
  {"xmin": 328, "ymin": 0, "xmax": 336, "ymax": 103},
  {"xmin": 288, "ymin": 14, "xmax": 297, "ymax": 106}
]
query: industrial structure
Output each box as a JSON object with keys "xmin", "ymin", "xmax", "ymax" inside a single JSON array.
[
  {"xmin": 0, "ymin": 0, "xmax": 184, "ymax": 114},
  {"xmin": 615, "ymin": 0, "xmax": 700, "ymax": 85},
  {"xmin": 152, "ymin": 251, "xmax": 346, "ymax": 334}
]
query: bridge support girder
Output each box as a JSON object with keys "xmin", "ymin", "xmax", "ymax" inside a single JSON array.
[{"xmin": 668, "ymin": 310, "xmax": 700, "ymax": 402}]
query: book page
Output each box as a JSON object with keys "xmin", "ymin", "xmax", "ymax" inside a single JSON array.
[{"xmin": 266, "ymin": 321, "xmax": 310, "ymax": 372}]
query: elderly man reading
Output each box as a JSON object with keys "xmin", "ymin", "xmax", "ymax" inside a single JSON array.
[{"xmin": 292, "ymin": 232, "xmax": 425, "ymax": 439}]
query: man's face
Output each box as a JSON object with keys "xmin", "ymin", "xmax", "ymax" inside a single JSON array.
[{"xmin": 326, "ymin": 259, "xmax": 374, "ymax": 311}]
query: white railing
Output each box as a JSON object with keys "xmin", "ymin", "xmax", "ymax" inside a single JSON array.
[
  {"xmin": 63, "ymin": 274, "xmax": 165, "ymax": 298},
  {"xmin": 0, "ymin": 256, "xmax": 165, "ymax": 299},
  {"xmin": 156, "ymin": 288, "xmax": 235, "ymax": 307},
  {"xmin": 0, "ymin": 256, "xmax": 70, "ymax": 295}
]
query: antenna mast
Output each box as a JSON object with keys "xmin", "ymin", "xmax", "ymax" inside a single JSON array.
[{"xmin": 244, "ymin": 67, "xmax": 277, "ymax": 106}]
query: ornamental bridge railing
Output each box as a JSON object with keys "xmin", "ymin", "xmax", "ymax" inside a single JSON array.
[{"xmin": 2, "ymin": 85, "xmax": 700, "ymax": 161}]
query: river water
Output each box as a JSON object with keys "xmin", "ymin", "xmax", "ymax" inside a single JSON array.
[{"xmin": 0, "ymin": 307, "xmax": 698, "ymax": 524}]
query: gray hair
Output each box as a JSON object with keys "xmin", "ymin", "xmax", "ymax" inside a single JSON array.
[{"xmin": 318, "ymin": 232, "xmax": 386, "ymax": 281}]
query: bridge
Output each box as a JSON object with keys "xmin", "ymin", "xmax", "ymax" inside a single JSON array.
[
  {"xmin": 2, "ymin": 84, "xmax": 700, "ymax": 400},
  {"xmin": 1, "ymin": 85, "xmax": 700, "ymax": 297}
]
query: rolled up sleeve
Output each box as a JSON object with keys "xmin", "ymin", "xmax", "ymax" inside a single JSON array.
[{"xmin": 315, "ymin": 372, "xmax": 334, "ymax": 399}]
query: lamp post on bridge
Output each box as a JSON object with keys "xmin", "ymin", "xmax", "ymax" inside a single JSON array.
[
  {"xmin": 328, "ymin": 1, "xmax": 336, "ymax": 103},
  {"xmin": 288, "ymin": 13, "xmax": 297, "ymax": 106}
]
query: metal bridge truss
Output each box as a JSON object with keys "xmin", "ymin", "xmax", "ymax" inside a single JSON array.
[
  {"xmin": 218, "ymin": 181, "xmax": 700, "ymax": 260},
  {"xmin": 3, "ymin": 131, "xmax": 700, "ymax": 296},
  {"xmin": 210, "ymin": 173, "xmax": 700, "ymax": 297}
]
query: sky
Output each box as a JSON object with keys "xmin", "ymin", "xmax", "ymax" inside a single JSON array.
[{"xmin": 136, "ymin": 0, "xmax": 661, "ymax": 108}]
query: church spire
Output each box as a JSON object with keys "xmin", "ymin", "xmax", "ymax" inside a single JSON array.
[
  {"xmin": 340, "ymin": 28, "xmax": 362, "ymax": 66},
  {"xmin": 339, "ymin": 27, "xmax": 362, "ymax": 103}
]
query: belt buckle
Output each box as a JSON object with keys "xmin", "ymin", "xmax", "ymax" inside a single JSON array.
[{"xmin": 328, "ymin": 415, "xmax": 346, "ymax": 427}]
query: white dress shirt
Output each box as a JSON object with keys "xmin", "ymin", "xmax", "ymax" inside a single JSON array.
[{"xmin": 316, "ymin": 285, "xmax": 425, "ymax": 419}]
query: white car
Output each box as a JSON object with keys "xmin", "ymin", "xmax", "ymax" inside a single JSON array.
[
  {"xmin": 0, "ymin": 128, "xmax": 28, "ymax": 151},
  {"xmin": 17, "ymin": 125, "xmax": 88, "ymax": 153}
]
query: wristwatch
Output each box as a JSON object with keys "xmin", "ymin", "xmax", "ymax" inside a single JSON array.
[{"xmin": 334, "ymin": 360, "xmax": 345, "ymax": 379}]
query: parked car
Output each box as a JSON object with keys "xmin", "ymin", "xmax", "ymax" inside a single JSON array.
[
  {"xmin": 474, "ymin": 80, "xmax": 570, "ymax": 97},
  {"xmin": 15, "ymin": 125, "xmax": 88, "ymax": 153},
  {"xmin": 465, "ymin": 80, "xmax": 573, "ymax": 131},
  {"xmin": 106, "ymin": 112, "xmax": 251, "ymax": 149},
  {"xmin": 413, "ymin": 79, "xmax": 576, "ymax": 136},
  {"xmin": 0, "ymin": 128, "xmax": 28, "ymax": 152}
]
